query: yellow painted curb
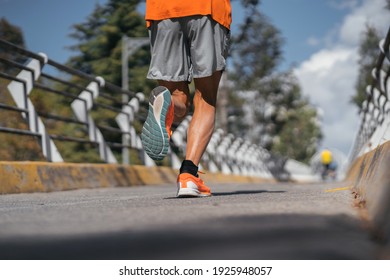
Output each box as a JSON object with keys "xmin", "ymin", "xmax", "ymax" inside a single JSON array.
[
  {"xmin": 324, "ymin": 186, "xmax": 352, "ymax": 193},
  {"xmin": 0, "ymin": 162, "xmax": 273, "ymax": 195},
  {"xmin": 346, "ymin": 141, "xmax": 390, "ymax": 201},
  {"xmin": 345, "ymin": 141, "xmax": 390, "ymax": 240}
]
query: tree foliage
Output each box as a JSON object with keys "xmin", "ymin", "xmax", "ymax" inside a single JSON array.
[
  {"xmin": 0, "ymin": 17, "xmax": 25, "ymax": 47},
  {"xmin": 228, "ymin": 1, "xmax": 321, "ymax": 162},
  {"xmin": 352, "ymin": 25, "xmax": 382, "ymax": 109},
  {"xmin": 231, "ymin": 9, "xmax": 283, "ymax": 90},
  {"xmin": 0, "ymin": 17, "xmax": 26, "ymax": 68},
  {"xmin": 353, "ymin": 2, "xmax": 390, "ymax": 110},
  {"xmin": 271, "ymin": 85, "xmax": 321, "ymax": 162},
  {"xmin": 67, "ymin": 0, "xmax": 155, "ymax": 93},
  {"xmin": 239, "ymin": 72, "xmax": 321, "ymax": 162},
  {"xmin": 0, "ymin": 19, "xmax": 46, "ymax": 161}
]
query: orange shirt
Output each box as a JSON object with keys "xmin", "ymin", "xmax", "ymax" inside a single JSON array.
[{"xmin": 145, "ymin": 0, "xmax": 232, "ymax": 30}]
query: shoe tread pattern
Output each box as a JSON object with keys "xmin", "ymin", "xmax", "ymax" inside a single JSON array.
[{"xmin": 141, "ymin": 86, "xmax": 171, "ymax": 161}]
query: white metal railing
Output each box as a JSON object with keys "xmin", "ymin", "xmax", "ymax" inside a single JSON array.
[
  {"xmin": 349, "ymin": 26, "xmax": 390, "ymax": 161},
  {"xmin": 171, "ymin": 117, "xmax": 273, "ymax": 178},
  {"xmin": 0, "ymin": 38, "xmax": 277, "ymax": 178},
  {"xmin": 0, "ymin": 39, "xmax": 148, "ymax": 164}
]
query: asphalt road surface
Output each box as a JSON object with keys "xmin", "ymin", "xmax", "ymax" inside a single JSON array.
[{"xmin": 0, "ymin": 181, "xmax": 381, "ymax": 259}]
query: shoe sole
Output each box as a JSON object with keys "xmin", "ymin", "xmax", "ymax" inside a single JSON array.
[
  {"xmin": 141, "ymin": 86, "xmax": 171, "ymax": 161},
  {"xmin": 176, "ymin": 187, "xmax": 212, "ymax": 198}
]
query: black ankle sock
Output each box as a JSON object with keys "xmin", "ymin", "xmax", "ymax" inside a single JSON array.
[{"xmin": 179, "ymin": 160, "xmax": 198, "ymax": 177}]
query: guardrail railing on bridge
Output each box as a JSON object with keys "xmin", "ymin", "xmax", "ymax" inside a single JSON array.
[
  {"xmin": 0, "ymin": 38, "xmax": 278, "ymax": 178},
  {"xmin": 0, "ymin": 39, "xmax": 150, "ymax": 165},
  {"xmin": 349, "ymin": 26, "xmax": 390, "ymax": 161},
  {"xmin": 346, "ymin": 25, "xmax": 390, "ymax": 247}
]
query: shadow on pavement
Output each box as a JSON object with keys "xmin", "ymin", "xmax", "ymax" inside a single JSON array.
[
  {"xmin": 213, "ymin": 190, "xmax": 286, "ymax": 196},
  {"xmin": 0, "ymin": 213, "xmax": 380, "ymax": 260},
  {"xmin": 164, "ymin": 190, "xmax": 285, "ymax": 199}
]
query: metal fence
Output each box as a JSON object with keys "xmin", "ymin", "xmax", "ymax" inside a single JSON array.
[
  {"xmin": 0, "ymin": 38, "xmax": 277, "ymax": 178},
  {"xmin": 171, "ymin": 116, "xmax": 274, "ymax": 178},
  {"xmin": 4, "ymin": 27, "xmax": 388, "ymax": 177},
  {"xmin": 349, "ymin": 26, "xmax": 390, "ymax": 161},
  {"xmin": 0, "ymin": 38, "xmax": 150, "ymax": 165}
]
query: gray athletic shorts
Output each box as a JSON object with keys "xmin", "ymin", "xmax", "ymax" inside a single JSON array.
[{"xmin": 147, "ymin": 15, "xmax": 230, "ymax": 82}]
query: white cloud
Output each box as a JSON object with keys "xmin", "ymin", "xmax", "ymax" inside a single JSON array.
[
  {"xmin": 294, "ymin": 47, "xmax": 360, "ymax": 155},
  {"xmin": 295, "ymin": 0, "xmax": 389, "ymax": 156},
  {"xmin": 339, "ymin": 0, "xmax": 390, "ymax": 45}
]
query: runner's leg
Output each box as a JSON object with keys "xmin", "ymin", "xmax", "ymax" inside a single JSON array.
[
  {"xmin": 158, "ymin": 80, "xmax": 190, "ymax": 123},
  {"xmin": 185, "ymin": 71, "xmax": 222, "ymax": 165}
]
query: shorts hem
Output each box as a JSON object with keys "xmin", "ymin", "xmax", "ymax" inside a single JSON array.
[
  {"xmin": 147, "ymin": 74, "xmax": 191, "ymax": 82},
  {"xmin": 192, "ymin": 67, "xmax": 226, "ymax": 79}
]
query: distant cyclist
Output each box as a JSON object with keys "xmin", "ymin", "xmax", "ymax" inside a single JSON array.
[{"xmin": 320, "ymin": 148, "xmax": 335, "ymax": 180}]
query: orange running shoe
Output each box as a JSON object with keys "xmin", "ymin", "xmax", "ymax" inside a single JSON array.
[{"xmin": 176, "ymin": 173, "xmax": 212, "ymax": 197}]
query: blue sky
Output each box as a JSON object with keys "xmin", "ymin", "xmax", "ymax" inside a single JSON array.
[{"xmin": 1, "ymin": 0, "xmax": 389, "ymax": 158}]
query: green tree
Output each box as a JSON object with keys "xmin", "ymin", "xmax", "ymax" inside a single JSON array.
[
  {"xmin": 230, "ymin": 8, "xmax": 283, "ymax": 90},
  {"xmin": 0, "ymin": 17, "xmax": 25, "ymax": 47},
  {"xmin": 269, "ymin": 80, "xmax": 322, "ymax": 163},
  {"xmin": 0, "ymin": 19, "xmax": 45, "ymax": 161},
  {"xmin": 272, "ymin": 105, "xmax": 321, "ymax": 163},
  {"xmin": 228, "ymin": 1, "xmax": 321, "ymax": 162},
  {"xmin": 0, "ymin": 17, "xmax": 26, "ymax": 68},
  {"xmin": 224, "ymin": 0, "xmax": 284, "ymax": 140},
  {"xmin": 243, "ymin": 72, "xmax": 321, "ymax": 162},
  {"xmin": 67, "ymin": 0, "xmax": 154, "ymax": 93},
  {"xmin": 353, "ymin": 0, "xmax": 390, "ymax": 110},
  {"xmin": 352, "ymin": 25, "xmax": 383, "ymax": 109}
]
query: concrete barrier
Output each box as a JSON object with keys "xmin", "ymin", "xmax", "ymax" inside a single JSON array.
[
  {"xmin": 346, "ymin": 141, "xmax": 390, "ymax": 243},
  {"xmin": 284, "ymin": 159, "xmax": 319, "ymax": 183},
  {"xmin": 0, "ymin": 161, "xmax": 273, "ymax": 195}
]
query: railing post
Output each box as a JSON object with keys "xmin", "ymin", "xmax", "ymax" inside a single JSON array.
[
  {"xmin": 6, "ymin": 53, "xmax": 63, "ymax": 162},
  {"xmin": 121, "ymin": 36, "xmax": 149, "ymax": 164},
  {"xmin": 115, "ymin": 92, "xmax": 153, "ymax": 165},
  {"xmin": 350, "ymin": 26, "xmax": 390, "ymax": 162},
  {"xmin": 71, "ymin": 77, "xmax": 117, "ymax": 163}
]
